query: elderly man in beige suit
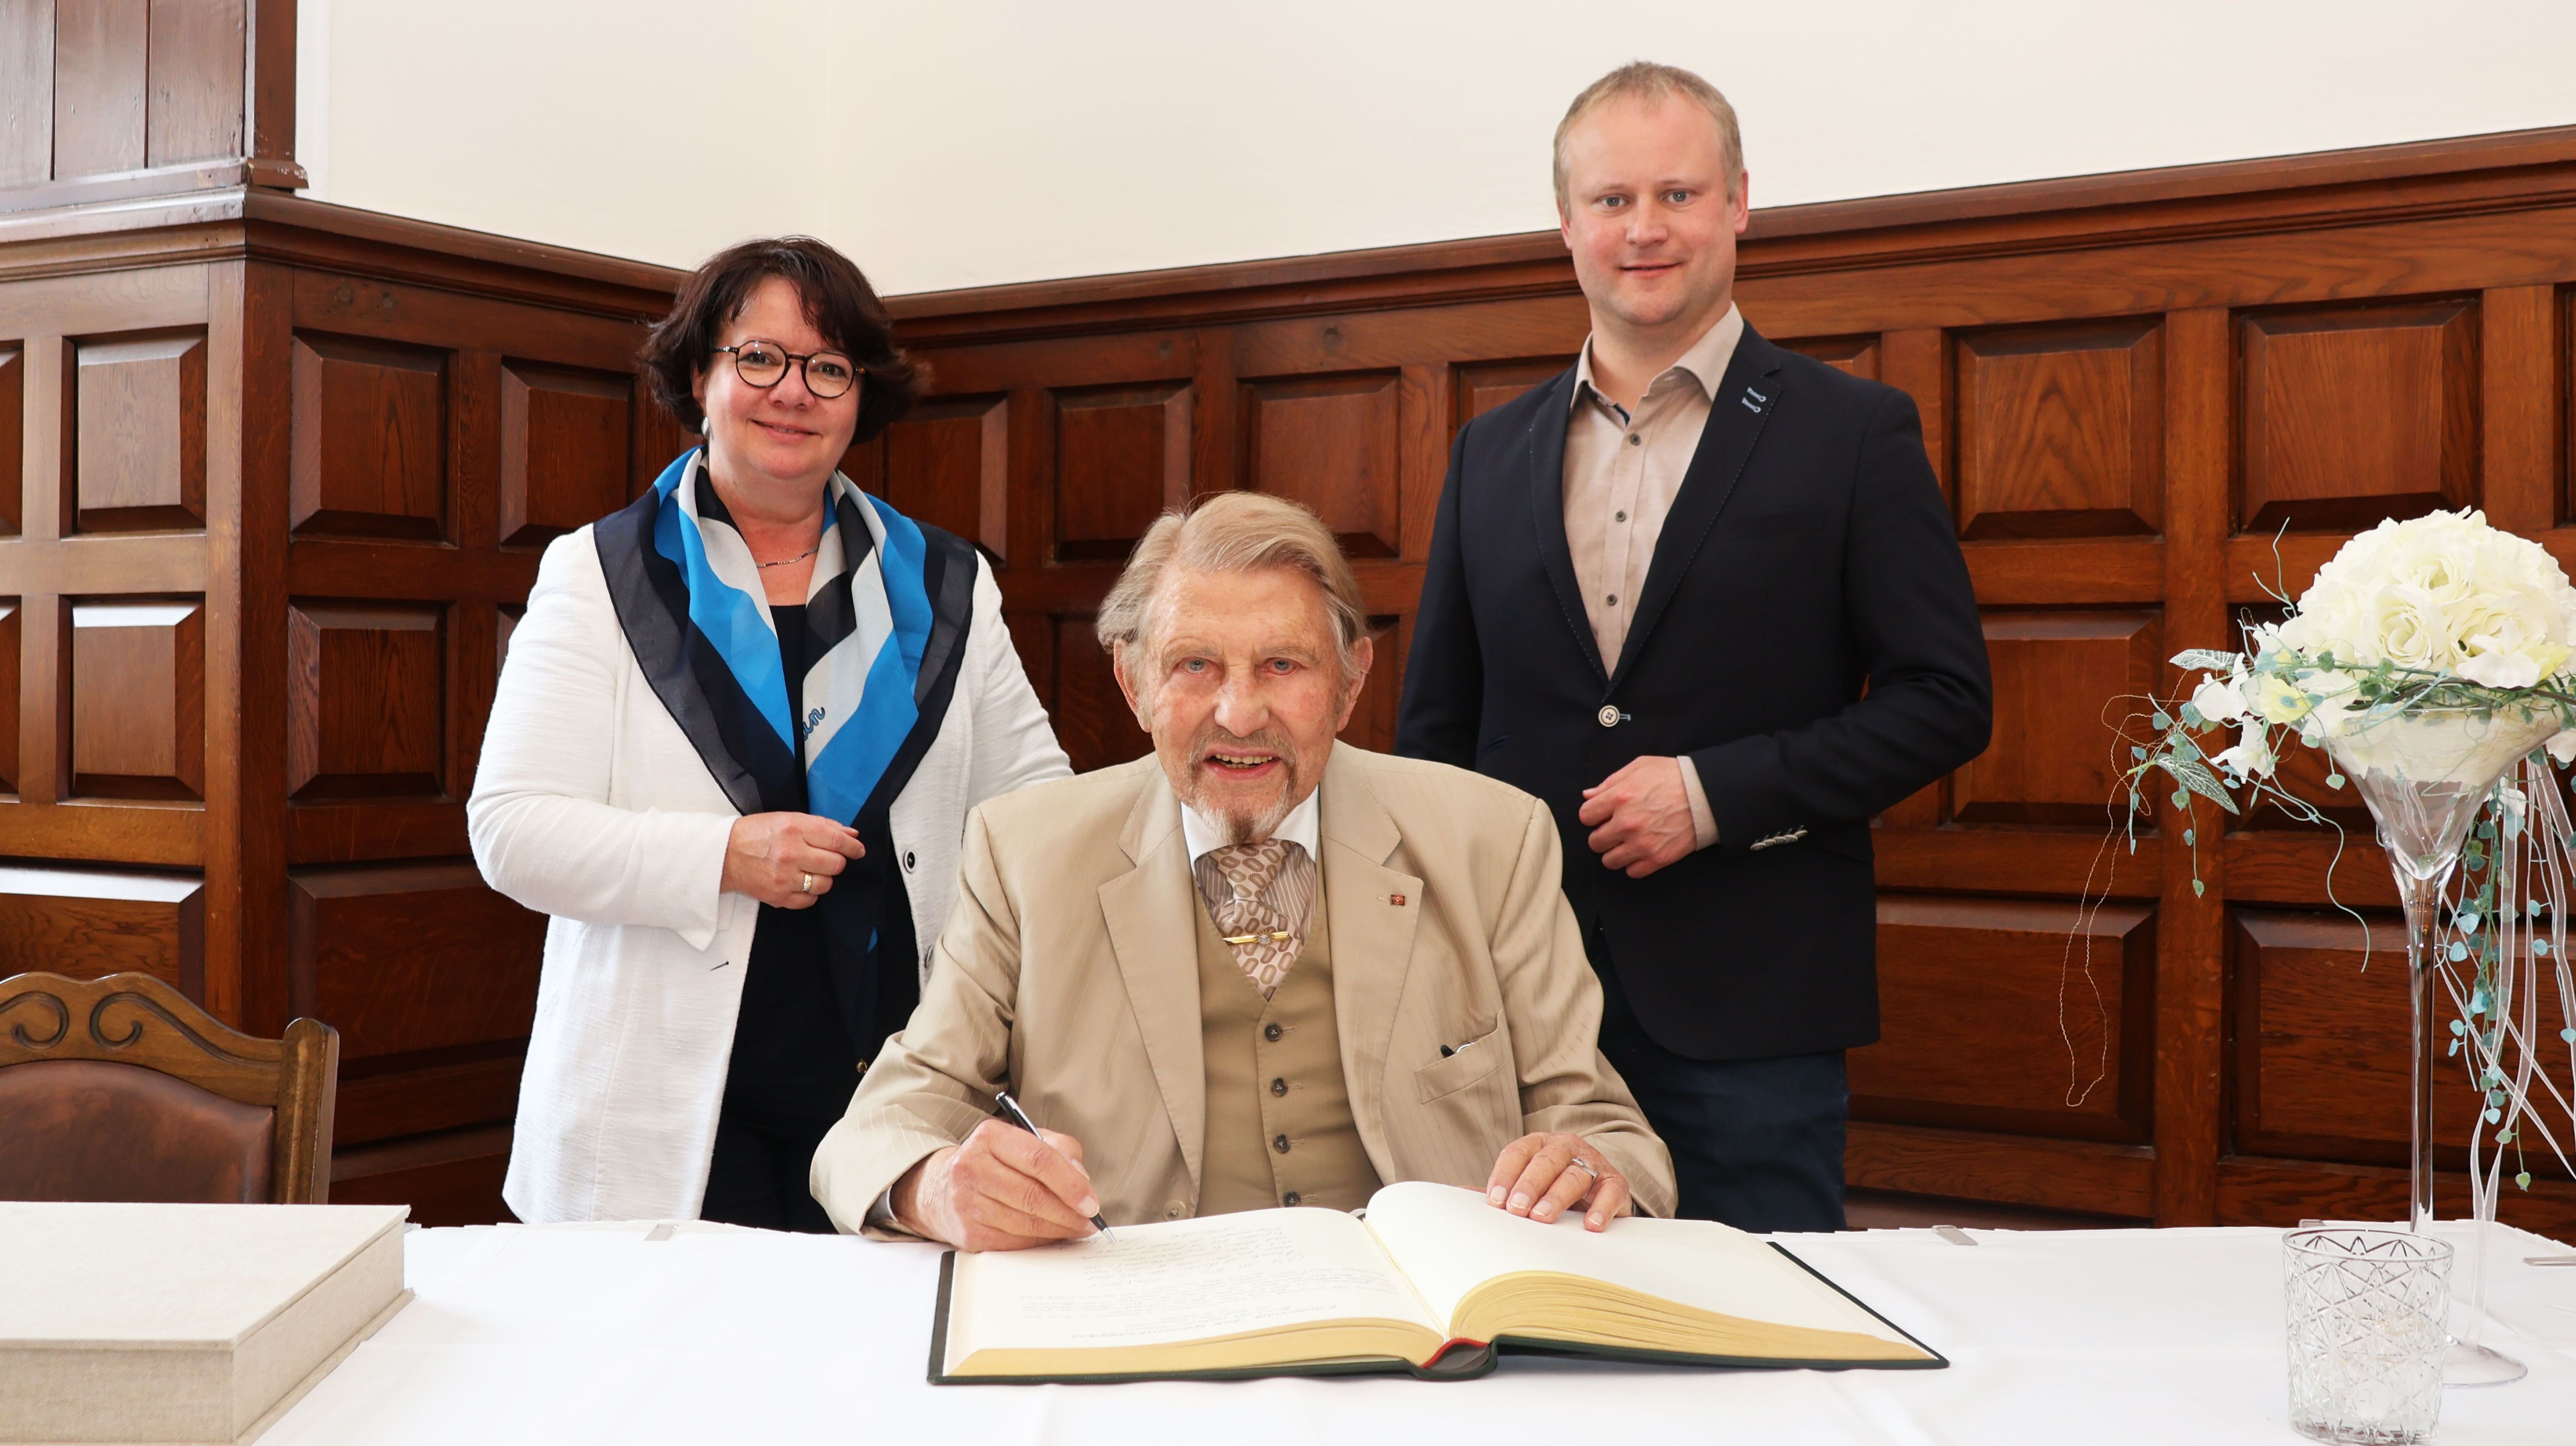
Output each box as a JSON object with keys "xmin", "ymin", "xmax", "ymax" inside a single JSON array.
[{"xmin": 812, "ymin": 492, "xmax": 1674, "ymax": 1247}]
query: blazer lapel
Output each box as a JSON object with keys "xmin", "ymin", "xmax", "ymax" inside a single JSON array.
[
  {"xmin": 1316, "ymin": 748, "xmax": 1424, "ymax": 1180},
  {"xmin": 1096, "ymin": 769, "xmax": 1208, "ymax": 1192},
  {"xmin": 1609, "ymin": 327, "xmax": 1788, "ymax": 686},
  {"xmin": 1524, "ymin": 371, "xmax": 1609, "ymax": 685}
]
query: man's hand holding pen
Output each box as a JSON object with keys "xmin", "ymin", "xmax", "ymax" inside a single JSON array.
[{"xmin": 892, "ymin": 1118, "xmax": 1103, "ymax": 1251}]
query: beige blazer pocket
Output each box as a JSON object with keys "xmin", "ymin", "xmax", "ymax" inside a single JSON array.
[{"xmin": 1414, "ymin": 1031, "xmax": 1504, "ymax": 1104}]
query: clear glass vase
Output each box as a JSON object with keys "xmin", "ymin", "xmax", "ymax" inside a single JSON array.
[
  {"xmin": 2321, "ymin": 704, "xmax": 2557, "ymax": 1388},
  {"xmin": 2284, "ymin": 1227, "xmax": 2453, "ymax": 1444}
]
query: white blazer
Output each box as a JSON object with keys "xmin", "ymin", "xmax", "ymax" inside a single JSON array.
[{"xmin": 469, "ymin": 525, "xmax": 1070, "ymax": 1223}]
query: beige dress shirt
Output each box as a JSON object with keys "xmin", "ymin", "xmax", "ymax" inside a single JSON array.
[{"xmin": 1562, "ymin": 304, "xmax": 1743, "ymax": 850}]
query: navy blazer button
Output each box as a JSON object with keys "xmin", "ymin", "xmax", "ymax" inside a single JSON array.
[{"xmin": 1597, "ymin": 705, "xmax": 1621, "ymax": 728}]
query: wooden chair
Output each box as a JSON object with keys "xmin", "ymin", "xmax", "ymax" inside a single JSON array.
[{"xmin": 0, "ymin": 972, "xmax": 340, "ymax": 1204}]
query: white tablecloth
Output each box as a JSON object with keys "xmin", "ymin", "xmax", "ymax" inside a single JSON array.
[{"xmin": 262, "ymin": 1218, "xmax": 2576, "ymax": 1445}]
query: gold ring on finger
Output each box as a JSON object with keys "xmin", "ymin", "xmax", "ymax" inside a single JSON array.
[{"xmin": 800, "ymin": 872, "xmax": 813, "ymax": 894}]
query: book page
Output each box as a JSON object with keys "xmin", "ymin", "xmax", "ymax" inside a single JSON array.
[
  {"xmin": 946, "ymin": 1206, "xmax": 1443, "ymax": 1369},
  {"xmin": 1362, "ymin": 1181, "xmax": 1916, "ymax": 1349}
]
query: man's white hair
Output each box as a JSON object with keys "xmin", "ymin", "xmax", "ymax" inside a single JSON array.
[{"xmin": 1094, "ymin": 492, "xmax": 1369, "ymax": 682}]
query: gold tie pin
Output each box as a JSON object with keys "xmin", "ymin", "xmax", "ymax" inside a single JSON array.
[{"xmin": 1223, "ymin": 930, "xmax": 1294, "ymax": 945}]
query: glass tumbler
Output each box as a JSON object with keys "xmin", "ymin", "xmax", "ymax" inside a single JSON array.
[{"xmin": 2284, "ymin": 1227, "xmax": 2453, "ymax": 1444}]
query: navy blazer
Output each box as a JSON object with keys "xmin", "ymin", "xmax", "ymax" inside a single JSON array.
[{"xmin": 1394, "ymin": 324, "xmax": 1992, "ymax": 1060}]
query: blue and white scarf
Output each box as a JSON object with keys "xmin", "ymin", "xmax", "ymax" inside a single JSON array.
[{"xmin": 595, "ymin": 447, "xmax": 978, "ymax": 1049}]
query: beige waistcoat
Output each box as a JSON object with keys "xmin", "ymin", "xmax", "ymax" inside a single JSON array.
[{"xmin": 1194, "ymin": 886, "xmax": 1381, "ymax": 1215}]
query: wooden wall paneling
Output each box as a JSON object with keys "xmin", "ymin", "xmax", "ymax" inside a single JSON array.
[
  {"xmin": 2479, "ymin": 286, "xmax": 2557, "ymax": 534},
  {"xmin": 2240, "ymin": 300, "xmax": 2480, "ymax": 534},
  {"xmin": 0, "ymin": 599, "xmax": 15, "ymax": 790},
  {"xmin": 50, "ymin": 0, "xmax": 149, "ymax": 179},
  {"xmin": 1051, "ymin": 614, "xmax": 1148, "ymax": 774},
  {"xmin": 1397, "ymin": 362, "xmax": 1450, "ymax": 559},
  {"xmin": 225, "ymin": 257, "xmax": 289, "ymax": 1033},
  {"xmin": 70, "ymin": 329, "xmax": 207, "ymax": 531},
  {"xmin": 879, "ymin": 394, "xmax": 1006, "ymax": 558},
  {"xmin": 286, "ymin": 862, "xmax": 545, "ymax": 1063},
  {"xmin": 286, "ymin": 601, "xmax": 444, "ymax": 799},
  {"xmin": 1955, "ymin": 319, "xmax": 2162, "ymax": 538},
  {"xmin": 330, "ymin": 1124, "xmax": 512, "ymax": 1227},
  {"xmin": 1239, "ymin": 371, "xmax": 1402, "ymax": 558},
  {"xmin": 1953, "ymin": 611, "xmax": 2160, "ymax": 826},
  {"xmin": 0, "ymin": 861, "xmax": 202, "ymax": 993},
  {"xmin": 288, "ymin": 332, "xmax": 447, "ymax": 541},
  {"xmin": 334, "ymin": 1048, "xmax": 524, "ymax": 1150},
  {"xmin": 1191, "ymin": 326, "xmax": 1238, "ymax": 498},
  {"xmin": 1856, "ymin": 896, "xmax": 2157, "ymax": 1142},
  {"xmin": 1782, "ymin": 334, "xmax": 1882, "ymax": 379},
  {"xmin": 498, "ymin": 360, "xmax": 630, "ymax": 549},
  {"xmin": 1876, "ymin": 329, "xmax": 1949, "ymax": 501},
  {"xmin": 2155, "ymin": 306, "xmax": 2232, "ymax": 1226},
  {"xmin": 143, "ymin": 0, "xmax": 246, "ymax": 167},
  {"xmin": 1847, "ymin": 1121, "xmax": 2153, "ymax": 1219},
  {"xmin": 1052, "ymin": 380, "xmax": 1189, "ymax": 561},
  {"xmin": 2215, "ymin": 1154, "xmax": 2576, "ymax": 1239},
  {"xmin": 67, "ymin": 597, "xmax": 202, "ymax": 798},
  {"xmin": 1454, "ymin": 358, "xmax": 1574, "ymax": 427},
  {"xmin": 0, "ymin": 1, "xmax": 54, "ymax": 189},
  {"xmin": 1337, "ymin": 614, "xmax": 1405, "ymax": 754},
  {"xmin": 0, "ymin": 341, "xmax": 21, "ymax": 533}
]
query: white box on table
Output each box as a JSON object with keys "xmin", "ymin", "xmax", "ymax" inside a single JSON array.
[{"xmin": 0, "ymin": 1202, "xmax": 411, "ymax": 1446}]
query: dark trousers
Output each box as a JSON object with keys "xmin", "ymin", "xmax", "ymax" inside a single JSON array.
[
  {"xmin": 1594, "ymin": 959, "xmax": 1850, "ymax": 1233},
  {"xmin": 701, "ymin": 1103, "xmax": 839, "ymax": 1234}
]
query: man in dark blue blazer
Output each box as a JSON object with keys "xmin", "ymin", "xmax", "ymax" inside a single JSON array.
[{"xmin": 1395, "ymin": 62, "xmax": 1990, "ymax": 1232}]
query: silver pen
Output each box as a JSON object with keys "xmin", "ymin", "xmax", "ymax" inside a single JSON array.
[{"xmin": 993, "ymin": 1089, "xmax": 1113, "ymax": 1240}]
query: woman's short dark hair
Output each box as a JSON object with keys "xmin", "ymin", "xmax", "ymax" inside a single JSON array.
[{"xmin": 641, "ymin": 235, "xmax": 921, "ymax": 441}]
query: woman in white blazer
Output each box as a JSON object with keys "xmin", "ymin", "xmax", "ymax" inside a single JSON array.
[{"xmin": 469, "ymin": 237, "xmax": 1069, "ymax": 1228}]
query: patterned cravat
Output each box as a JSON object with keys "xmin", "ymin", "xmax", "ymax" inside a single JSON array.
[{"xmin": 1193, "ymin": 838, "xmax": 1317, "ymax": 998}]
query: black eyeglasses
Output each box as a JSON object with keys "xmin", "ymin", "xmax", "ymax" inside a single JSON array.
[{"xmin": 713, "ymin": 341, "xmax": 860, "ymax": 399}]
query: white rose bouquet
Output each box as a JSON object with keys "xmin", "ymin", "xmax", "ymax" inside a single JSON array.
[{"xmin": 2124, "ymin": 508, "xmax": 2576, "ymax": 851}]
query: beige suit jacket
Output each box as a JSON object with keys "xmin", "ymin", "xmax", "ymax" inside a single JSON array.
[{"xmin": 811, "ymin": 744, "xmax": 1677, "ymax": 1233}]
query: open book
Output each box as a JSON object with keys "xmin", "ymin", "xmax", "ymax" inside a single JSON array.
[{"xmin": 930, "ymin": 1181, "xmax": 1942, "ymax": 1382}]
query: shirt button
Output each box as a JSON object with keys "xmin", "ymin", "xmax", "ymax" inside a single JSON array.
[
  {"xmin": 1597, "ymin": 705, "xmax": 1622, "ymax": 728},
  {"xmin": 1606, "ymin": 593, "xmax": 1618, "ymax": 607},
  {"xmin": 1614, "ymin": 510, "xmax": 1626, "ymax": 522},
  {"xmin": 902, "ymin": 851, "xmax": 916, "ymax": 871},
  {"xmin": 1166, "ymin": 1203, "xmax": 1186, "ymax": 1219},
  {"xmin": 1264, "ymin": 1023, "xmax": 1283, "ymax": 1042},
  {"xmin": 1273, "ymin": 1134, "xmax": 1292, "ymax": 1154},
  {"xmin": 1270, "ymin": 1077, "xmax": 1288, "ymax": 1097},
  {"xmin": 1627, "ymin": 434, "xmax": 1641, "ymax": 446},
  {"xmin": 1283, "ymin": 1191, "xmax": 1303, "ymax": 1207}
]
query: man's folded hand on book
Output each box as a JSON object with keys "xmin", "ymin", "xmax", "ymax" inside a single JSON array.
[{"xmin": 1487, "ymin": 1131, "xmax": 1632, "ymax": 1232}]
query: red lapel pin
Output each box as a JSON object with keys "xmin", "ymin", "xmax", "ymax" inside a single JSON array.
[{"xmin": 1389, "ymin": 893, "xmax": 1407, "ymax": 907}]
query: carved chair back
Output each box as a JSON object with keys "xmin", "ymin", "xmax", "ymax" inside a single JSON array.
[{"xmin": 0, "ymin": 972, "xmax": 340, "ymax": 1204}]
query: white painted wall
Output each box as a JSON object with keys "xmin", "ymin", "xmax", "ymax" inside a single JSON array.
[{"xmin": 299, "ymin": 0, "xmax": 2576, "ymax": 297}]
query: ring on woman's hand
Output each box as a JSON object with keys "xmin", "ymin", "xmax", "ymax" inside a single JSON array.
[
  {"xmin": 1565, "ymin": 1156, "xmax": 1600, "ymax": 1183},
  {"xmin": 799, "ymin": 872, "xmax": 813, "ymax": 895}
]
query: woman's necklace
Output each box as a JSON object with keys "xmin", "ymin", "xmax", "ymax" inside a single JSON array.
[{"xmin": 756, "ymin": 542, "xmax": 820, "ymax": 570}]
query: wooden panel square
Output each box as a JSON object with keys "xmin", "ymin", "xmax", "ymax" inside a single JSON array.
[
  {"xmin": 0, "ymin": 600, "xmax": 16, "ymax": 793},
  {"xmin": 290, "ymin": 333, "xmax": 447, "ymax": 541},
  {"xmin": 1853, "ymin": 895, "xmax": 2154, "ymax": 1142},
  {"xmin": 1783, "ymin": 335, "xmax": 1883, "ymax": 380},
  {"xmin": 72, "ymin": 331, "xmax": 207, "ymax": 532},
  {"xmin": 52, "ymin": 0, "xmax": 149, "ymax": 178},
  {"xmin": 1954, "ymin": 611, "xmax": 2159, "ymax": 825},
  {"xmin": 1455, "ymin": 359, "xmax": 1575, "ymax": 429},
  {"xmin": 2232, "ymin": 909, "xmax": 2567, "ymax": 1172},
  {"xmin": 882, "ymin": 394, "xmax": 1006, "ymax": 557},
  {"xmin": 1052, "ymin": 615, "xmax": 1151, "ymax": 775},
  {"xmin": 68, "ymin": 599, "xmax": 203, "ymax": 800},
  {"xmin": 1957, "ymin": 320, "xmax": 2161, "ymax": 539},
  {"xmin": 290, "ymin": 863, "xmax": 545, "ymax": 1061},
  {"xmin": 500, "ymin": 362, "xmax": 630, "ymax": 548},
  {"xmin": 1337, "ymin": 615, "xmax": 1404, "ymax": 754},
  {"xmin": 288, "ymin": 602, "xmax": 445, "ymax": 800},
  {"xmin": 0, "ymin": 864, "xmax": 203, "ymax": 994},
  {"xmin": 2241, "ymin": 301, "xmax": 2478, "ymax": 533},
  {"xmin": 1242, "ymin": 372, "xmax": 1400, "ymax": 559},
  {"xmin": 0, "ymin": 344, "xmax": 21, "ymax": 535},
  {"xmin": 143, "ymin": 0, "xmax": 246, "ymax": 167},
  {"xmin": 1056, "ymin": 382, "xmax": 1188, "ymax": 562}
]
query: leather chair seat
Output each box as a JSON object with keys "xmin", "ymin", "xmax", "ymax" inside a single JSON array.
[{"xmin": 0, "ymin": 1058, "xmax": 276, "ymax": 1203}]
